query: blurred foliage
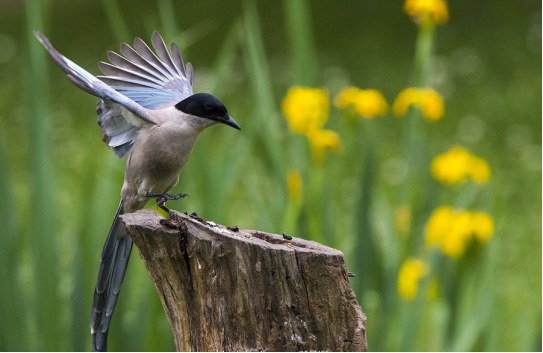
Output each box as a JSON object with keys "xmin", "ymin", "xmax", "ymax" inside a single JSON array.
[{"xmin": 0, "ymin": 0, "xmax": 540, "ymax": 351}]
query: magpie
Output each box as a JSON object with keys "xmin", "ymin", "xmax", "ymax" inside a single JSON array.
[{"xmin": 35, "ymin": 31, "xmax": 240, "ymax": 352}]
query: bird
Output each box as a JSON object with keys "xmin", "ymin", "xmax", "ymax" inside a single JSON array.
[{"xmin": 34, "ymin": 31, "xmax": 241, "ymax": 352}]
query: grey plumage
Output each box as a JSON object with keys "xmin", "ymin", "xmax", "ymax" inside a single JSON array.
[{"xmin": 35, "ymin": 30, "xmax": 240, "ymax": 352}]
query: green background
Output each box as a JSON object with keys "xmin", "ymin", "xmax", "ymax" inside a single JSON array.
[{"xmin": 0, "ymin": 0, "xmax": 540, "ymax": 351}]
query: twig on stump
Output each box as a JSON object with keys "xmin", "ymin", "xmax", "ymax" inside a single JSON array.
[{"xmin": 121, "ymin": 209, "xmax": 367, "ymax": 351}]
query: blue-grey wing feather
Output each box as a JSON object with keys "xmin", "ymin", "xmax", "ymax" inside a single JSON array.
[
  {"xmin": 99, "ymin": 31, "xmax": 193, "ymax": 110},
  {"xmin": 112, "ymin": 86, "xmax": 183, "ymax": 110},
  {"xmin": 151, "ymin": 31, "xmax": 183, "ymax": 77},
  {"xmin": 186, "ymin": 62, "xmax": 194, "ymax": 87},
  {"xmin": 119, "ymin": 43, "xmax": 169, "ymax": 81},
  {"xmin": 170, "ymin": 42, "xmax": 186, "ymax": 77},
  {"xmin": 97, "ymin": 75, "xmax": 163, "ymax": 89},
  {"xmin": 134, "ymin": 37, "xmax": 176, "ymax": 80},
  {"xmin": 97, "ymin": 99, "xmax": 143, "ymax": 158},
  {"xmin": 107, "ymin": 51, "xmax": 163, "ymax": 82},
  {"xmin": 98, "ymin": 61, "xmax": 163, "ymax": 86}
]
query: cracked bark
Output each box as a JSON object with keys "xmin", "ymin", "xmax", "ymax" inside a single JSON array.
[{"xmin": 121, "ymin": 209, "xmax": 367, "ymax": 352}]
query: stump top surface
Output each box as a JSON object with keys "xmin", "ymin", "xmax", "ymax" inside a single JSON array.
[{"xmin": 121, "ymin": 209, "xmax": 344, "ymax": 257}]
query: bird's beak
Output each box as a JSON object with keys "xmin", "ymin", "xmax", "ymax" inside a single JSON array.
[{"xmin": 223, "ymin": 115, "xmax": 241, "ymax": 130}]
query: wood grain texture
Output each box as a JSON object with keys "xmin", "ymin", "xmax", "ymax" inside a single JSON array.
[{"xmin": 121, "ymin": 209, "xmax": 367, "ymax": 351}]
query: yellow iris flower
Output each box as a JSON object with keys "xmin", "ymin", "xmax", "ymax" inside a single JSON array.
[
  {"xmin": 431, "ymin": 146, "xmax": 491, "ymax": 185},
  {"xmin": 397, "ymin": 258, "xmax": 429, "ymax": 300},
  {"xmin": 425, "ymin": 206, "xmax": 494, "ymax": 258},
  {"xmin": 403, "ymin": 0, "xmax": 449, "ymax": 26},
  {"xmin": 282, "ymin": 86, "xmax": 342, "ymax": 165},
  {"xmin": 334, "ymin": 86, "xmax": 389, "ymax": 118},
  {"xmin": 393, "ymin": 87, "xmax": 445, "ymax": 121},
  {"xmin": 306, "ymin": 129, "xmax": 342, "ymax": 165},
  {"xmin": 281, "ymin": 86, "xmax": 330, "ymax": 134}
]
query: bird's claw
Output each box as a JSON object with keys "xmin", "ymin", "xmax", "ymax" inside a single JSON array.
[{"xmin": 166, "ymin": 193, "xmax": 189, "ymax": 200}]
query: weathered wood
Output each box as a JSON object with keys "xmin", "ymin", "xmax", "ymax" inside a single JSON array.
[{"xmin": 121, "ymin": 209, "xmax": 367, "ymax": 351}]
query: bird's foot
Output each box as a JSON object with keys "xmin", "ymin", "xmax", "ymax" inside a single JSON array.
[{"xmin": 146, "ymin": 192, "xmax": 189, "ymax": 214}]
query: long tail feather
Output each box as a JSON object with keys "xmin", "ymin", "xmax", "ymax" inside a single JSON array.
[{"xmin": 91, "ymin": 201, "xmax": 133, "ymax": 352}]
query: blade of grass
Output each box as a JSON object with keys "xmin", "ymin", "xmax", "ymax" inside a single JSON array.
[
  {"xmin": 283, "ymin": 0, "xmax": 319, "ymax": 86},
  {"xmin": 241, "ymin": 0, "xmax": 287, "ymax": 223},
  {"xmin": 25, "ymin": 0, "xmax": 59, "ymax": 350},
  {"xmin": 0, "ymin": 139, "xmax": 25, "ymax": 350},
  {"xmin": 100, "ymin": 0, "xmax": 131, "ymax": 43},
  {"xmin": 157, "ymin": 0, "xmax": 179, "ymax": 40}
]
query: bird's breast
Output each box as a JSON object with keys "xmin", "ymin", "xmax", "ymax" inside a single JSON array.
[
  {"xmin": 124, "ymin": 123, "xmax": 201, "ymax": 192},
  {"xmin": 143, "ymin": 125, "xmax": 199, "ymax": 172}
]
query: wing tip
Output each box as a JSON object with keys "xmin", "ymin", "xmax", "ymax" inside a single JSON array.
[
  {"xmin": 33, "ymin": 30, "xmax": 49, "ymax": 48},
  {"xmin": 152, "ymin": 30, "xmax": 161, "ymax": 40},
  {"xmin": 133, "ymin": 36, "xmax": 145, "ymax": 48}
]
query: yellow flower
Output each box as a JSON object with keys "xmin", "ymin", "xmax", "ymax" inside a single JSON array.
[
  {"xmin": 334, "ymin": 87, "xmax": 361, "ymax": 109},
  {"xmin": 442, "ymin": 211, "xmax": 472, "ymax": 257},
  {"xmin": 306, "ymin": 129, "xmax": 342, "ymax": 165},
  {"xmin": 392, "ymin": 88, "xmax": 419, "ymax": 117},
  {"xmin": 418, "ymin": 89, "xmax": 445, "ymax": 121},
  {"xmin": 403, "ymin": 0, "xmax": 449, "ymax": 25},
  {"xmin": 426, "ymin": 207, "xmax": 470, "ymax": 257},
  {"xmin": 430, "ymin": 146, "xmax": 492, "ymax": 185},
  {"xmin": 425, "ymin": 206, "xmax": 494, "ymax": 258},
  {"xmin": 469, "ymin": 156, "xmax": 491, "ymax": 184},
  {"xmin": 334, "ymin": 87, "xmax": 389, "ymax": 118},
  {"xmin": 470, "ymin": 212, "xmax": 494, "ymax": 243},
  {"xmin": 425, "ymin": 206, "xmax": 453, "ymax": 246},
  {"xmin": 282, "ymin": 86, "xmax": 329, "ymax": 134},
  {"xmin": 393, "ymin": 87, "xmax": 444, "ymax": 121},
  {"xmin": 430, "ymin": 146, "xmax": 472, "ymax": 184},
  {"xmin": 286, "ymin": 169, "xmax": 302, "ymax": 204},
  {"xmin": 398, "ymin": 258, "xmax": 429, "ymax": 300}
]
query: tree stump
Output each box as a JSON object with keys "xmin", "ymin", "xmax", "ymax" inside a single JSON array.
[{"xmin": 121, "ymin": 209, "xmax": 367, "ymax": 351}]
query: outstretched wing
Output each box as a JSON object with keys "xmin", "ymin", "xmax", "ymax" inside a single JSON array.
[
  {"xmin": 34, "ymin": 31, "xmax": 157, "ymax": 125},
  {"xmin": 35, "ymin": 31, "xmax": 159, "ymax": 158},
  {"xmin": 97, "ymin": 31, "xmax": 194, "ymax": 110}
]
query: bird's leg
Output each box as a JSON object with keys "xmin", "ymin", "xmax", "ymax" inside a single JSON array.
[
  {"xmin": 146, "ymin": 192, "xmax": 189, "ymax": 200},
  {"xmin": 156, "ymin": 197, "xmax": 171, "ymax": 214}
]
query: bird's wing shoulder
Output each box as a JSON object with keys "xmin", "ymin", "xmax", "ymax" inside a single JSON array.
[{"xmin": 97, "ymin": 31, "xmax": 194, "ymax": 110}]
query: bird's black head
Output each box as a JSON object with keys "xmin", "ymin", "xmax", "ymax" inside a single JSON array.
[{"xmin": 175, "ymin": 93, "xmax": 241, "ymax": 130}]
